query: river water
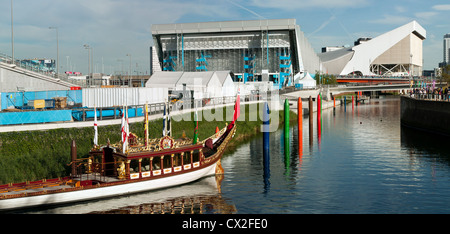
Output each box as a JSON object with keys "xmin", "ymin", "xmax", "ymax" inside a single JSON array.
[
  {"xmin": 24, "ymin": 96, "xmax": 450, "ymax": 214},
  {"xmin": 219, "ymin": 96, "xmax": 450, "ymax": 214}
]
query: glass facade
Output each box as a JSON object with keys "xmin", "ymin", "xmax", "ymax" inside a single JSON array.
[{"xmin": 153, "ymin": 30, "xmax": 299, "ymax": 84}]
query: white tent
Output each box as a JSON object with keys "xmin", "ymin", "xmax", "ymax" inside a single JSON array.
[
  {"xmin": 146, "ymin": 71, "xmax": 236, "ymax": 99},
  {"xmin": 296, "ymin": 72, "xmax": 316, "ymax": 89},
  {"xmin": 175, "ymin": 72, "xmax": 223, "ymax": 99},
  {"xmin": 145, "ymin": 71, "xmax": 183, "ymax": 90},
  {"xmin": 214, "ymin": 71, "xmax": 236, "ymax": 97}
]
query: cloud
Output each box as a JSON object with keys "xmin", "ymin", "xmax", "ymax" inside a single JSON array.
[
  {"xmin": 394, "ymin": 6, "xmax": 407, "ymax": 13},
  {"xmin": 249, "ymin": 0, "xmax": 369, "ymax": 10},
  {"xmin": 308, "ymin": 15, "xmax": 336, "ymax": 37},
  {"xmin": 227, "ymin": 0, "xmax": 266, "ymax": 19},
  {"xmin": 369, "ymin": 14, "xmax": 412, "ymax": 25},
  {"xmin": 0, "ymin": 0, "xmax": 240, "ymax": 74},
  {"xmin": 414, "ymin": 11, "xmax": 439, "ymax": 21},
  {"xmin": 432, "ymin": 4, "xmax": 450, "ymax": 11}
]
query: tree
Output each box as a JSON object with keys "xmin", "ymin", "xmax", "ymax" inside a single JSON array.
[
  {"xmin": 315, "ymin": 72, "xmax": 338, "ymax": 85},
  {"xmin": 442, "ymin": 64, "xmax": 450, "ymax": 84}
]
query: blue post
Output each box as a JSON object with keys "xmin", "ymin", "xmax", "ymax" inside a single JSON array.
[
  {"xmin": 263, "ymin": 102, "xmax": 270, "ymax": 155},
  {"xmin": 344, "ymin": 96, "xmax": 347, "ymax": 112},
  {"xmin": 263, "ymin": 102, "xmax": 270, "ymax": 191}
]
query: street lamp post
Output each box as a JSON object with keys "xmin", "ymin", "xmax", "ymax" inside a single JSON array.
[
  {"xmin": 84, "ymin": 44, "xmax": 91, "ymax": 86},
  {"xmin": 126, "ymin": 54, "xmax": 132, "ymax": 87},
  {"xmin": 49, "ymin": 27, "xmax": 59, "ymax": 78},
  {"xmin": 11, "ymin": 0, "xmax": 14, "ymax": 64}
]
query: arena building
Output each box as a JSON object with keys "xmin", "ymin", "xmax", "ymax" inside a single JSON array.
[
  {"xmin": 319, "ymin": 21, "xmax": 426, "ymax": 76},
  {"xmin": 151, "ymin": 19, "xmax": 321, "ymax": 87}
]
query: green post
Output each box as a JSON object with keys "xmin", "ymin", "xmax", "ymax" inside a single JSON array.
[
  {"xmin": 320, "ymin": 92, "xmax": 322, "ymax": 112},
  {"xmin": 284, "ymin": 98, "xmax": 290, "ymax": 172},
  {"xmin": 193, "ymin": 111, "xmax": 198, "ymax": 144}
]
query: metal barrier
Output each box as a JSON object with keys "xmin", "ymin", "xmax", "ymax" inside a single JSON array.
[{"xmin": 76, "ymin": 94, "xmax": 263, "ymax": 122}]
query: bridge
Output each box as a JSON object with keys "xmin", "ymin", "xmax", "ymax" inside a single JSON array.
[
  {"xmin": 336, "ymin": 77, "xmax": 411, "ymax": 84},
  {"xmin": 282, "ymin": 81, "xmax": 440, "ymax": 101},
  {"xmin": 330, "ymin": 83, "xmax": 412, "ymax": 95}
]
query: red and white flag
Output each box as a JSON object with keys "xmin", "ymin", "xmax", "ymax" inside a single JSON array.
[
  {"xmin": 121, "ymin": 106, "xmax": 129, "ymax": 153},
  {"xmin": 93, "ymin": 106, "xmax": 98, "ymax": 146},
  {"xmin": 231, "ymin": 89, "xmax": 240, "ymax": 125}
]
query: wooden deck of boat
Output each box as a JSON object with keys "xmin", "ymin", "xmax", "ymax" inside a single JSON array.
[
  {"xmin": 0, "ymin": 174, "xmax": 118, "ymax": 198},
  {"xmin": 73, "ymin": 174, "xmax": 121, "ymax": 183},
  {"xmin": 1, "ymin": 184, "xmax": 73, "ymax": 196}
]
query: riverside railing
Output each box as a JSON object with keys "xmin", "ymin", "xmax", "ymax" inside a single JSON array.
[
  {"xmin": 409, "ymin": 89, "xmax": 450, "ymax": 102},
  {"xmin": 75, "ymin": 93, "xmax": 264, "ymax": 122}
]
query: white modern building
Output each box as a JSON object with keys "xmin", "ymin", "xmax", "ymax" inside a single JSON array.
[
  {"xmin": 443, "ymin": 34, "xmax": 450, "ymax": 65},
  {"xmin": 319, "ymin": 21, "xmax": 426, "ymax": 76}
]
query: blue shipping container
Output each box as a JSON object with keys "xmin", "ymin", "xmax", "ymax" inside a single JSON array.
[{"xmin": 0, "ymin": 110, "xmax": 73, "ymax": 125}]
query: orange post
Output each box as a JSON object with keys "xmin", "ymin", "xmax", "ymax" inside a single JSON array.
[{"xmin": 298, "ymin": 97, "xmax": 302, "ymax": 125}]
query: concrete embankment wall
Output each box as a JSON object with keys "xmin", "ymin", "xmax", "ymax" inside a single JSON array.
[{"xmin": 400, "ymin": 96, "xmax": 450, "ymax": 136}]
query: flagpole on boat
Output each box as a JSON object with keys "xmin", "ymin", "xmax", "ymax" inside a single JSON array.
[
  {"xmin": 125, "ymin": 105, "xmax": 129, "ymax": 153},
  {"xmin": 162, "ymin": 101, "xmax": 167, "ymax": 137},
  {"xmin": 168, "ymin": 101, "xmax": 171, "ymax": 137},
  {"xmin": 145, "ymin": 101, "xmax": 149, "ymax": 147},
  {"xmin": 94, "ymin": 105, "xmax": 98, "ymax": 146}
]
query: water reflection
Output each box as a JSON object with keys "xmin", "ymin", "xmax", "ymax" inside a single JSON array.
[
  {"xmin": 23, "ymin": 175, "xmax": 236, "ymax": 214},
  {"xmin": 89, "ymin": 175, "xmax": 237, "ymax": 214},
  {"xmin": 401, "ymin": 125, "xmax": 450, "ymax": 165},
  {"xmin": 221, "ymin": 96, "xmax": 450, "ymax": 213}
]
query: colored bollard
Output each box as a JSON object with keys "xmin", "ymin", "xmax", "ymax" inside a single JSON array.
[
  {"xmin": 284, "ymin": 99, "xmax": 290, "ymax": 141},
  {"xmin": 298, "ymin": 97, "xmax": 303, "ymax": 158},
  {"xmin": 352, "ymin": 95, "xmax": 354, "ymax": 109},
  {"xmin": 309, "ymin": 96, "xmax": 313, "ymax": 126},
  {"xmin": 262, "ymin": 102, "xmax": 270, "ymax": 190},
  {"xmin": 298, "ymin": 97, "xmax": 302, "ymax": 128},
  {"xmin": 333, "ymin": 96, "xmax": 336, "ymax": 116},
  {"xmin": 284, "ymin": 99, "xmax": 290, "ymax": 172},
  {"xmin": 344, "ymin": 96, "xmax": 347, "ymax": 112},
  {"xmin": 263, "ymin": 102, "xmax": 270, "ymax": 154},
  {"xmin": 317, "ymin": 94, "xmax": 321, "ymax": 120}
]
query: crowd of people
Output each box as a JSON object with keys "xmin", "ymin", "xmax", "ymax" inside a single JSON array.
[{"xmin": 410, "ymin": 86, "xmax": 450, "ymax": 101}]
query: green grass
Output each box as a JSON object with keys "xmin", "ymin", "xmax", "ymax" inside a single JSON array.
[{"xmin": 0, "ymin": 103, "xmax": 297, "ymax": 184}]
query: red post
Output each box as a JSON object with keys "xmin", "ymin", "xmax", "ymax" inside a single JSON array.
[
  {"xmin": 317, "ymin": 94, "xmax": 321, "ymax": 119},
  {"xmin": 298, "ymin": 97, "xmax": 303, "ymax": 157},
  {"xmin": 352, "ymin": 95, "xmax": 354, "ymax": 109}
]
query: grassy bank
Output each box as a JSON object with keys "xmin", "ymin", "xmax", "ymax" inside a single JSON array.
[{"xmin": 0, "ymin": 103, "xmax": 297, "ymax": 184}]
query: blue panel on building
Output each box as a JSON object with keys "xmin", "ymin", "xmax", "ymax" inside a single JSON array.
[
  {"xmin": 0, "ymin": 110, "xmax": 73, "ymax": 126},
  {"xmin": 71, "ymin": 107, "xmax": 144, "ymax": 121}
]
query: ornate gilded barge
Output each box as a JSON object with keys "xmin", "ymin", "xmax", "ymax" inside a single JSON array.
[{"xmin": 0, "ymin": 102, "xmax": 238, "ymax": 211}]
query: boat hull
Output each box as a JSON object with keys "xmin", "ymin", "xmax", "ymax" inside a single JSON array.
[{"xmin": 0, "ymin": 162, "xmax": 217, "ymax": 211}]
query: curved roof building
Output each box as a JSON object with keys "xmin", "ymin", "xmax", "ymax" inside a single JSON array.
[
  {"xmin": 151, "ymin": 19, "xmax": 321, "ymax": 86},
  {"xmin": 319, "ymin": 21, "xmax": 426, "ymax": 76}
]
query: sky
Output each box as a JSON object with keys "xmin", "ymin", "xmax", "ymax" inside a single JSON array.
[{"xmin": 0, "ymin": 0, "xmax": 449, "ymax": 75}]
